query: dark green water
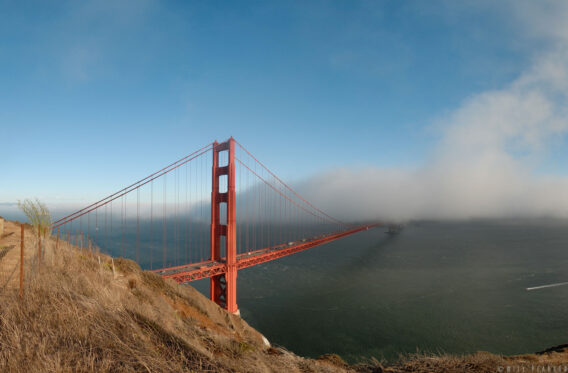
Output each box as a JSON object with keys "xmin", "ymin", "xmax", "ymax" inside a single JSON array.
[{"xmin": 195, "ymin": 220, "xmax": 568, "ymax": 363}]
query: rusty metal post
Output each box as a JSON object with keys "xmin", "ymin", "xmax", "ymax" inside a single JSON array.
[
  {"xmin": 37, "ymin": 226, "xmax": 41, "ymax": 270},
  {"xmin": 43, "ymin": 226, "xmax": 47, "ymax": 259},
  {"xmin": 20, "ymin": 224, "xmax": 24, "ymax": 298},
  {"xmin": 56, "ymin": 227, "xmax": 59, "ymax": 251},
  {"xmin": 209, "ymin": 137, "xmax": 238, "ymax": 314}
]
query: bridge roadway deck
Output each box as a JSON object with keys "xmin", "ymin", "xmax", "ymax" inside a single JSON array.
[{"xmin": 155, "ymin": 225, "xmax": 381, "ymax": 284}]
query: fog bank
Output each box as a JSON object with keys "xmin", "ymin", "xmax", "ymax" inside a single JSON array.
[{"xmin": 297, "ymin": 1, "xmax": 568, "ymax": 221}]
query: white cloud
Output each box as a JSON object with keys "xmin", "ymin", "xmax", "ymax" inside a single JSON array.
[{"xmin": 296, "ymin": 2, "xmax": 568, "ymax": 221}]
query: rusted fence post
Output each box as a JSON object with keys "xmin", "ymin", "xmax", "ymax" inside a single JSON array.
[
  {"xmin": 37, "ymin": 227, "xmax": 41, "ymax": 270},
  {"xmin": 56, "ymin": 227, "xmax": 59, "ymax": 252},
  {"xmin": 20, "ymin": 224, "xmax": 24, "ymax": 298},
  {"xmin": 43, "ymin": 226, "xmax": 47, "ymax": 259}
]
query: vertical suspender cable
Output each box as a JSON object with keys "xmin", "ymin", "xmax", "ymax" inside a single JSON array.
[
  {"xmin": 163, "ymin": 174, "xmax": 167, "ymax": 268},
  {"xmin": 150, "ymin": 179, "xmax": 153, "ymax": 270},
  {"xmin": 137, "ymin": 187, "xmax": 140, "ymax": 264}
]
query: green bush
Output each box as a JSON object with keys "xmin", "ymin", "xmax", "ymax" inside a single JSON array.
[{"xmin": 17, "ymin": 198, "xmax": 52, "ymax": 236}]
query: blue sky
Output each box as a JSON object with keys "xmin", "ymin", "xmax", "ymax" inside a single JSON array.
[{"xmin": 2, "ymin": 1, "xmax": 568, "ymax": 218}]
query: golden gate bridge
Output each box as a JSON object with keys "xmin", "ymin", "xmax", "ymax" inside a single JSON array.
[{"xmin": 50, "ymin": 138, "xmax": 382, "ymax": 314}]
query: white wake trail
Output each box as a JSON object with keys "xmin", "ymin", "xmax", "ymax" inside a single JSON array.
[{"xmin": 526, "ymin": 282, "xmax": 568, "ymax": 291}]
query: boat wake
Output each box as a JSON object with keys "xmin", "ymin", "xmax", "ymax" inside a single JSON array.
[{"xmin": 526, "ymin": 281, "xmax": 568, "ymax": 291}]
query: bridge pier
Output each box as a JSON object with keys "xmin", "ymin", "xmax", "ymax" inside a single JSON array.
[{"xmin": 210, "ymin": 138, "xmax": 239, "ymax": 314}]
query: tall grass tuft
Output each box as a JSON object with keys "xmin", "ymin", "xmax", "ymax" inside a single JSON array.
[{"xmin": 17, "ymin": 198, "xmax": 52, "ymax": 236}]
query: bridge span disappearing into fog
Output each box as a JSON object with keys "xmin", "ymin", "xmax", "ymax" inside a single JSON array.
[{"xmin": 50, "ymin": 138, "xmax": 382, "ymax": 313}]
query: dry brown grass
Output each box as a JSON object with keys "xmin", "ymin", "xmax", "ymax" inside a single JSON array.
[
  {"xmin": 0, "ymin": 221, "xmax": 355, "ymax": 372},
  {"xmin": 381, "ymin": 352, "xmax": 505, "ymax": 372},
  {"xmin": 381, "ymin": 349, "xmax": 568, "ymax": 373},
  {"xmin": 0, "ymin": 247, "xmax": 223, "ymax": 371}
]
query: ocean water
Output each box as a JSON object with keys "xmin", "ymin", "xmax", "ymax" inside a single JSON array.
[{"xmin": 193, "ymin": 220, "xmax": 568, "ymax": 363}]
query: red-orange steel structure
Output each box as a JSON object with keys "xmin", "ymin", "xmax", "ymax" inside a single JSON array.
[
  {"xmin": 155, "ymin": 138, "xmax": 382, "ymax": 312},
  {"xmin": 158, "ymin": 224, "xmax": 379, "ymax": 284},
  {"xmin": 50, "ymin": 136, "xmax": 383, "ymax": 314},
  {"xmin": 156, "ymin": 138, "xmax": 381, "ymax": 313},
  {"xmin": 210, "ymin": 138, "xmax": 238, "ymax": 313}
]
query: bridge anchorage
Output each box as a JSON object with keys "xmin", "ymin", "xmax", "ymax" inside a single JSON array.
[{"xmin": 51, "ymin": 137, "xmax": 380, "ymax": 315}]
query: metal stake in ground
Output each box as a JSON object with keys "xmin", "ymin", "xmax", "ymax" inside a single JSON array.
[
  {"xmin": 37, "ymin": 227, "xmax": 41, "ymax": 270},
  {"xmin": 20, "ymin": 224, "xmax": 24, "ymax": 298},
  {"xmin": 43, "ymin": 226, "xmax": 47, "ymax": 259}
]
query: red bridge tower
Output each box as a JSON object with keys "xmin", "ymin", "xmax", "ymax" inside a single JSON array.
[{"xmin": 210, "ymin": 137, "xmax": 238, "ymax": 314}]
